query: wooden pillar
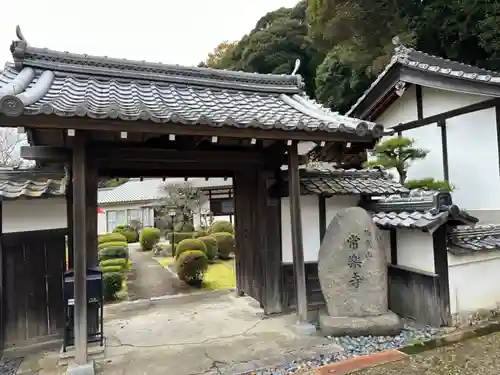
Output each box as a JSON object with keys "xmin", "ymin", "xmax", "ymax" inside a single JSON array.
[
  {"xmin": 85, "ymin": 158, "xmax": 98, "ymax": 268},
  {"xmin": 438, "ymin": 120, "xmax": 449, "ymax": 182},
  {"xmin": 72, "ymin": 134, "xmax": 88, "ymax": 364},
  {"xmin": 288, "ymin": 141, "xmax": 308, "ymax": 323},
  {"xmin": 318, "ymin": 196, "xmax": 326, "ymax": 242},
  {"xmin": 0, "ymin": 201, "xmax": 4, "ymax": 350},
  {"xmin": 66, "ymin": 167, "xmax": 74, "ymax": 270},
  {"xmin": 432, "ymin": 225, "xmax": 451, "ymax": 326}
]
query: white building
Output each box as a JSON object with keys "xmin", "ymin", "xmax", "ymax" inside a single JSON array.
[{"xmin": 347, "ymin": 42, "xmax": 500, "ymax": 223}]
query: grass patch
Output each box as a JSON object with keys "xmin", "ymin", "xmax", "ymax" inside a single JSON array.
[
  {"xmin": 203, "ymin": 259, "xmax": 236, "ymax": 291},
  {"xmin": 155, "ymin": 257, "xmax": 175, "ymax": 268}
]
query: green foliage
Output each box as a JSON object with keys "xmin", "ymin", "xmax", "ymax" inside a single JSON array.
[
  {"xmin": 99, "ymin": 258, "xmax": 127, "ymax": 269},
  {"xmin": 175, "ymin": 238, "xmax": 207, "ymax": 259},
  {"xmin": 98, "ymin": 233, "xmax": 127, "ymax": 245},
  {"xmin": 98, "ymin": 241, "xmax": 128, "ymax": 251},
  {"xmin": 365, "ymin": 137, "xmax": 428, "ymax": 184},
  {"xmin": 405, "ymin": 178, "xmax": 454, "ymax": 192},
  {"xmin": 139, "ymin": 227, "xmax": 161, "ymax": 251},
  {"xmin": 100, "ymin": 265, "xmax": 123, "ymax": 273},
  {"xmin": 113, "ymin": 225, "xmax": 139, "ymax": 243},
  {"xmin": 194, "ymin": 229, "xmax": 209, "ymax": 238},
  {"xmin": 198, "ymin": 236, "xmax": 218, "ymax": 262},
  {"xmin": 103, "ymin": 272, "xmax": 124, "ymax": 301},
  {"xmin": 167, "ymin": 232, "xmax": 195, "ymax": 244},
  {"xmin": 211, "ymin": 232, "xmax": 236, "ymax": 260},
  {"xmin": 176, "ymin": 250, "xmax": 209, "ymax": 287},
  {"xmin": 99, "ymin": 246, "xmax": 129, "ymax": 261},
  {"xmin": 174, "ymin": 222, "xmax": 195, "ymax": 233},
  {"xmin": 209, "ymin": 220, "xmax": 234, "ymax": 235}
]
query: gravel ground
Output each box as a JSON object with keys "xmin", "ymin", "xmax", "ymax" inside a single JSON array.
[
  {"xmin": 356, "ymin": 331, "xmax": 500, "ymax": 375},
  {"xmin": 243, "ymin": 323, "xmax": 444, "ymax": 375},
  {"xmin": 0, "ymin": 357, "xmax": 23, "ymax": 375}
]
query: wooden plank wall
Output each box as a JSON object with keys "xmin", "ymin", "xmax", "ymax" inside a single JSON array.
[
  {"xmin": 1, "ymin": 228, "xmax": 66, "ymax": 349},
  {"xmin": 234, "ymin": 170, "xmax": 282, "ymax": 314}
]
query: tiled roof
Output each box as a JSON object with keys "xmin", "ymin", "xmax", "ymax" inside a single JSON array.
[
  {"xmin": 347, "ymin": 42, "xmax": 500, "ymax": 116},
  {"xmin": 98, "ymin": 177, "xmax": 233, "ymax": 205},
  {"xmin": 297, "ymin": 166, "xmax": 408, "ymax": 196},
  {"xmin": 0, "ymin": 27, "xmax": 384, "ymax": 138},
  {"xmin": 448, "ymin": 224, "xmax": 500, "ymax": 255},
  {"xmin": 363, "ymin": 190, "xmax": 478, "ymax": 231},
  {"xmin": 0, "ymin": 168, "xmax": 66, "ymax": 199}
]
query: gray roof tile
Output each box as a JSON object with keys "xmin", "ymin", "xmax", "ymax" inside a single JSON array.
[
  {"xmin": 0, "ymin": 168, "xmax": 66, "ymax": 199},
  {"xmin": 347, "ymin": 43, "xmax": 500, "ymax": 116},
  {"xmin": 363, "ymin": 190, "xmax": 478, "ymax": 231},
  {"xmin": 0, "ymin": 32, "xmax": 384, "ymax": 138},
  {"xmin": 297, "ymin": 167, "xmax": 408, "ymax": 196},
  {"xmin": 448, "ymin": 224, "xmax": 500, "ymax": 255}
]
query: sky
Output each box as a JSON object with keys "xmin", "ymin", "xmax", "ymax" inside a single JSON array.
[{"xmin": 0, "ymin": 0, "xmax": 300, "ymax": 67}]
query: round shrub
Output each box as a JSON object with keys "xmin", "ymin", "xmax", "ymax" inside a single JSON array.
[
  {"xmin": 176, "ymin": 250, "xmax": 208, "ymax": 287},
  {"xmin": 99, "ymin": 258, "xmax": 127, "ymax": 269},
  {"xmin": 103, "ymin": 272, "xmax": 124, "ymax": 301},
  {"xmin": 98, "ymin": 233, "xmax": 127, "ymax": 245},
  {"xmin": 174, "ymin": 222, "xmax": 195, "ymax": 233},
  {"xmin": 167, "ymin": 232, "xmax": 194, "ymax": 244},
  {"xmin": 210, "ymin": 221, "xmax": 234, "ymax": 235},
  {"xmin": 113, "ymin": 226, "xmax": 139, "ymax": 243},
  {"xmin": 175, "ymin": 238, "xmax": 207, "ymax": 259},
  {"xmin": 100, "ymin": 265, "xmax": 123, "ymax": 273},
  {"xmin": 194, "ymin": 229, "xmax": 209, "ymax": 238},
  {"xmin": 98, "ymin": 241, "xmax": 128, "ymax": 251},
  {"xmin": 139, "ymin": 227, "xmax": 161, "ymax": 251},
  {"xmin": 99, "ymin": 246, "xmax": 129, "ymax": 261},
  {"xmin": 211, "ymin": 232, "xmax": 235, "ymax": 259},
  {"xmin": 198, "ymin": 236, "xmax": 218, "ymax": 262}
]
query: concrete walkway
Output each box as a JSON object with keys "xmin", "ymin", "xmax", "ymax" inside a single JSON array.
[
  {"xmin": 101, "ymin": 292, "xmax": 341, "ymax": 375},
  {"xmin": 126, "ymin": 244, "xmax": 189, "ymax": 300}
]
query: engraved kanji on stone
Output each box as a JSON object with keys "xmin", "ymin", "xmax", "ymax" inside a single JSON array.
[
  {"xmin": 346, "ymin": 233, "xmax": 360, "ymax": 250},
  {"xmin": 365, "ymin": 250, "xmax": 373, "ymax": 260},
  {"xmin": 347, "ymin": 254, "xmax": 363, "ymax": 268},
  {"xmin": 348, "ymin": 272, "xmax": 364, "ymax": 289}
]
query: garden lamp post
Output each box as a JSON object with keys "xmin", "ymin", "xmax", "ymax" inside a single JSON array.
[{"xmin": 168, "ymin": 210, "xmax": 177, "ymax": 255}]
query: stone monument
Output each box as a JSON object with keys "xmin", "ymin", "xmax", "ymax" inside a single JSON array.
[{"xmin": 318, "ymin": 207, "xmax": 401, "ymax": 337}]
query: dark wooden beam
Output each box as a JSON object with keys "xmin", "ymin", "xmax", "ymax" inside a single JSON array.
[
  {"xmin": 395, "ymin": 97, "xmax": 500, "ymax": 132},
  {"xmin": 416, "ymin": 85, "xmax": 423, "ymax": 120},
  {"xmin": 71, "ymin": 133, "xmax": 88, "ymax": 364},
  {"xmin": 288, "ymin": 141, "xmax": 308, "ymax": 323},
  {"xmin": 0, "ymin": 115, "xmax": 377, "ymax": 143},
  {"xmin": 99, "ymin": 169, "xmax": 235, "ymax": 178},
  {"xmin": 20, "ymin": 146, "xmax": 70, "ymax": 161},
  {"xmin": 439, "ymin": 120, "xmax": 449, "ymax": 182},
  {"xmin": 86, "ymin": 159, "xmax": 98, "ymax": 268},
  {"xmin": 66, "ymin": 167, "xmax": 74, "ymax": 270},
  {"xmin": 318, "ymin": 196, "xmax": 326, "ymax": 242},
  {"xmin": 0, "ymin": 201, "xmax": 3, "ymax": 350},
  {"xmin": 390, "ymin": 229, "xmax": 398, "ymax": 265},
  {"xmin": 496, "ymin": 106, "xmax": 500, "ymax": 177},
  {"xmin": 432, "ymin": 225, "xmax": 451, "ymax": 326}
]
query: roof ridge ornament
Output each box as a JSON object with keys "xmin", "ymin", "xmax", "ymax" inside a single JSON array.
[
  {"xmin": 392, "ymin": 35, "xmax": 412, "ymax": 57},
  {"xmin": 10, "ymin": 25, "xmax": 28, "ymax": 70},
  {"xmin": 291, "ymin": 59, "xmax": 301, "ymax": 75},
  {"xmin": 16, "ymin": 25, "xmax": 27, "ymax": 43}
]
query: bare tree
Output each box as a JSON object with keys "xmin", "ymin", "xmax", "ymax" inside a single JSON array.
[
  {"xmin": 0, "ymin": 128, "xmax": 25, "ymax": 167},
  {"xmin": 161, "ymin": 182, "xmax": 206, "ymax": 227}
]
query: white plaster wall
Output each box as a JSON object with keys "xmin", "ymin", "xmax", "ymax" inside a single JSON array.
[
  {"xmin": 396, "ymin": 230, "xmax": 435, "ymax": 273},
  {"xmin": 281, "ymin": 195, "xmax": 361, "ymax": 263},
  {"xmin": 193, "ymin": 196, "xmax": 210, "ymax": 229},
  {"xmin": 448, "ymin": 252, "xmax": 500, "ymax": 314},
  {"xmin": 3, "ymin": 197, "xmax": 67, "ymax": 233},
  {"xmin": 376, "ymin": 85, "xmax": 499, "ymax": 211},
  {"xmin": 98, "ymin": 202, "xmax": 154, "ymax": 234}
]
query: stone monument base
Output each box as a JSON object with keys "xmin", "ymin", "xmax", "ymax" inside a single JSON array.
[{"xmin": 319, "ymin": 311, "xmax": 402, "ymax": 337}]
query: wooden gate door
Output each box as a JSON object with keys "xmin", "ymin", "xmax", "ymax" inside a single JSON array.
[{"xmin": 1, "ymin": 229, "xmax": 66, "ymax": 349}]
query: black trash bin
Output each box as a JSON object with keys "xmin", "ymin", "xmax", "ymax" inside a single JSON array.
[{"xmin": 62, "ymin": 267, "xmax": 104, "ymax": 351}]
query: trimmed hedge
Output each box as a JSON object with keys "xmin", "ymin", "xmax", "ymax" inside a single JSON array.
[
  {"xmin": 194, "ymin": 229, "xmax": 209, "ymax": 238},
  {"xmin": 210, "ymin": 221, "xmax": 234, "ymax": 235},
  {"xmin": 198, "ymin": 236, "xmax": 218, "ymax": 262},
  {"xmin": 100, "ymin": 265, "xmax": 123, "ymax": 273},
  {"xmin": 98, "ymin": 233, "xmax": 127, "ymax": 245},
  {"xmin": 167, "ymin": 232, "xmax": 194, "ymax": 244},
  {"xmin": 99, "ymin": 241, "xmax": 128, "ymax": 250},
  {"xmin": 103, "ymin": 272, "xmax": 124, "ymax": 301},
  {"xmin": 113, "ymin": 225, "xmax": 139, "ymax": 243},
  {"xmin": 99, "ymin": 246, "xmax": 129, "ymax": 261},
  {"xmin": 174, "ymin": 222, "xmax": 195, "ymax": 233},
  {"xmin": 99, "ymin": 258, "xmax": 127, "ymax": 269},
  {"xmin": 175, "ymin": 238, "xmax": 207, "ymax": 259},
  {"xmin": 176, "ymin": 250, "xmax": 208, "ymax": 287},
  {"xmin": 211, "ymin": 232, "xmax": 235, "ymax": 259},
  {"xmin": 139, "ymin": 227, "xmax": 161, "ymax": 251}
]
